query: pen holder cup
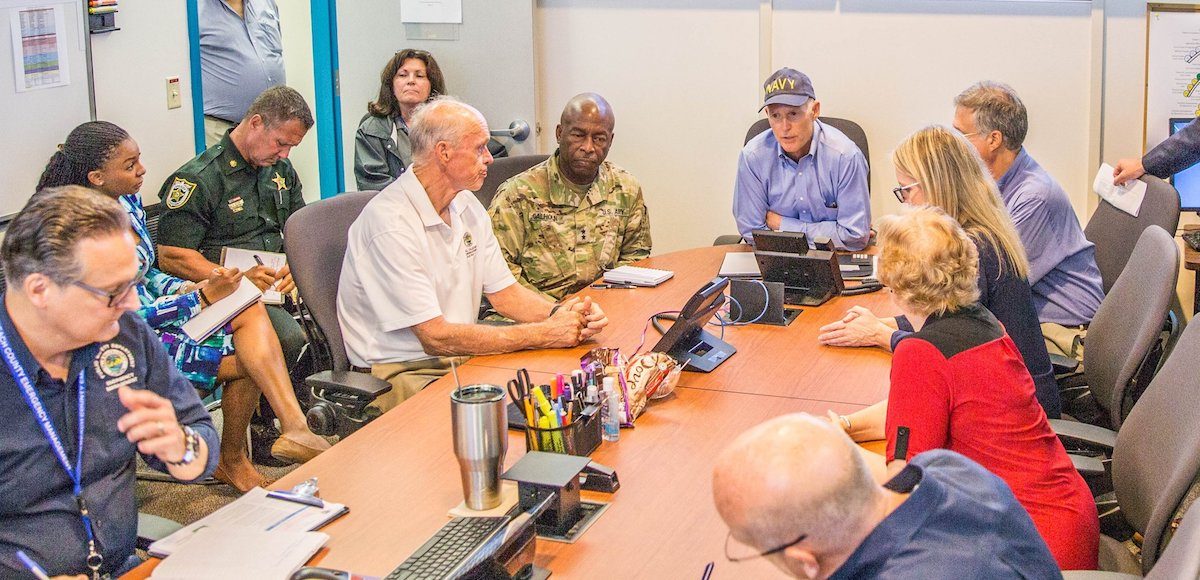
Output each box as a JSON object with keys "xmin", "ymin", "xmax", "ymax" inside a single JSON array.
[{"xmin": 523, "ymin": 403, "xmax": 602, "ymax": 456}]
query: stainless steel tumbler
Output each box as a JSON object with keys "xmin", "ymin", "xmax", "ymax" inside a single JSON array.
[{"xmin": 450, "ymin": 384, "xmax": 508, "ymax": 510}]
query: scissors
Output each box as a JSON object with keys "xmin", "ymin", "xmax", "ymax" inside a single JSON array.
[{"xmin": 508, "ymin": 368, "xmax": 536, "ymax": 424}]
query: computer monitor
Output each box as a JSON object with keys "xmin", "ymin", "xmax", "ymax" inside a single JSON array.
[
  {"xmin": 751, "ymin": 229, "xmax": 809, "ymax": 254},
  {"xmin": 754, "ymin": 250, "xmax": 845, "ymax": 306},
  {"xmin": 1169, "ymin": 118, "xmax": 1200, "ymax": 211},
  {"xmin": 652, "ymin": 277, "xmax": 736, "ymax": 372}
]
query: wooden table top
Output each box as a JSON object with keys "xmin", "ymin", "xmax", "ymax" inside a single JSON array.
[{"xmin": 125, "ymin": 246, "xmax": 894, "ymax": 579}]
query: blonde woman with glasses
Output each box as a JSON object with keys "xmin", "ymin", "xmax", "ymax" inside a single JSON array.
[{"xmin": 818, "ymin": 125, "xmax": 1059, "ymax": 419}]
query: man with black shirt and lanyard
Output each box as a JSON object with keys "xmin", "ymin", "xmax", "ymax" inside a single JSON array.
[{"xmin": 0, "ymin": 187, "xmax": 217, "ymax": 579}]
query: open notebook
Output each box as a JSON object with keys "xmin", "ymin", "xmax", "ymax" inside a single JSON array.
[{"xmin": 180, "ymin": 277, "xmax": 263, "ymax": 343}]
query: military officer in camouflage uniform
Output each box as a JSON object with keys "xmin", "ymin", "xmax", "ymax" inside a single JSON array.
[
  {"xmin": 156, "ymin": 86, "xmax": 312, "ymax": 368},
  {"xmin": 489, "ymin": 93, "xmax": 652, "ymax": 301}
]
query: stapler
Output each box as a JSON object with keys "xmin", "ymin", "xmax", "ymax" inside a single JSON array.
[{"xmin": 580, "ymin": 461, "xmax": 620, "ymax": 493}]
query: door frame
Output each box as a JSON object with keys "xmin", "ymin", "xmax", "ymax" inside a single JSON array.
[{"xmin": 185, "ymin": 0, "xmax": 345, "ymax": 196}]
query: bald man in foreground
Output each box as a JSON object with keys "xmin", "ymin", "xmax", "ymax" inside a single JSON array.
[
  {"xmin": 489, "ymin": 93, "xmax": 651, "ymax": 301},
  {"xmin": 712, "ymin": 414, "xmax": 1063, "ymax": 579}
]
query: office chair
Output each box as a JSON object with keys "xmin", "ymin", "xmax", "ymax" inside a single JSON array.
[
  {"xmin": 284, "ymin": 191, "xmax": 392, "ymax": 438},
  {"xmin": 1062, "ymin": 503, "xmax": 1200, "ymax": 579},
  {"xmin": 475, "ymin": 154, "xmax": 549, "ymax": 208},
  {"xmin": 1082, "ymin": 175, "xmax": 1186, "ymax": 366},
  {"xmin": 1052, "ymin": 226, "xmax": 1178, "ymax": 432},
  {"xmin": 717, "ymin": 116, "xmax": 871, "ymax": 247},
  {"xmin": 1055, "ymin": 317, "xmax": 1200, "ymax": 575}
]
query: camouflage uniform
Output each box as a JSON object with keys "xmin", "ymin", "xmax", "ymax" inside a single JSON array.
[{"xmin": 489, "ymin": 153, "xmax": 652, "ymax": 301}]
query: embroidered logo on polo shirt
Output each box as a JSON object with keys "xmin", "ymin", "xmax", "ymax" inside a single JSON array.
[
  {"xmin": 165, "ymin": 177, "xmax": 197, "ymax": 209},
  {"xmin": 94, "ymin": 343, "xmax": 137, "ymax": 392},
  {"xmin": 464, "ymin": 232, "xmax": 477, "ymax": 258}
]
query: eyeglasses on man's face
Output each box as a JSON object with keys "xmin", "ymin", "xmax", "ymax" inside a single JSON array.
[
  {"xmin": 724, "ymin": 530, "xmax": 808, "ymax": 563},
  {"xmin": 892, "ymin": 182, "xmax": 921, "ymax": 203},
  {"xmin": 71, "ymin": 257, "xmax": 149, "ymax": 308}
]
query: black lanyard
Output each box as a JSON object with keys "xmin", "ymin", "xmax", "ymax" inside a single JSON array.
[{"xmin": 0, "ymin": 324, "xmax": 103, "ymax": 579}]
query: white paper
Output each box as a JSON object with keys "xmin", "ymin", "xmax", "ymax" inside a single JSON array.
[
  {"xmin": 718, "ymin": 253, "xmax": 760, "ymax": 277},
  {"xmin": 180, "ymin": 277, "xmax": 262, "ymax": 343},
  {"xmin": 221, "ymin": 247, "xmax": 286, "ymax": 304},
  {"xmin": 1093, "ymin": 163, "xmax": 1148, "ymax": 218},
  {"xmin": 400, "ymin": 0, "xmax": 462, "ymax": 23},
  {"xmin": 149, "ymin": 487, "xmax": 346, "ymax": 558},
  {"xmin": 10, "ymin": 5, "xmax": 69, "ymax": 92},
  {"xmin": 151, "ymin": 527, "xmax": 327, "ymax": 580}
]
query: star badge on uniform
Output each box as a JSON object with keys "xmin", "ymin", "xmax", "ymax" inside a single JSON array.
[
  {"xmin": 272, "ymin": 172, "xmax": 288, "ymax": 192},
  {"xmin": 165, "ymin": 177, "xmax": 197, "ymax": 209}
]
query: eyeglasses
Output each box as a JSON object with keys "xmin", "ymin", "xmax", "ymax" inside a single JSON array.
[
  {"xmin": 725, "ymin": 530, "xmax": 808, "ymax": 563},
  {"xmin": 72, "ymin": 257, "xmax": 149, "ymax": 307},
  {"xmin": 892, "ymin": 182, "xmax": 921, "ymax": 203}
]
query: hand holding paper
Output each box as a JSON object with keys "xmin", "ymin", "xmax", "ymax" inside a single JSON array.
[{"xmin": 1094, "ymin": 163, "xmax": 1148, "ymax": 217}]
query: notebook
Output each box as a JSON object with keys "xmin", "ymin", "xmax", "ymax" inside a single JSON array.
[
  {"xmin": 180, "ymin": 277, "xmax": 262, "ymax": 342},
  {"xmin": 151, "ymin": 527, "xmax": 327, "ymax": 580},
  {"xmin": 603, "ymin": 265, "xmax": 674, "ymax": 286},
  {"xmin": 221, "ymin": 247, "xmax": 287, "ymax": 304},
  {"xmin": 718, "ymin": 252, "xmax": 760, "ymax": 278},
  {"xmin": 149, "ymin": 486, "xmax": 348, "ymax": 558}
]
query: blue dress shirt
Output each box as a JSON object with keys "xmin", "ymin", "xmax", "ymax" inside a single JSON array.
[
  {"xmin": 733, "ymin": 120, "xmax": 871, "ymax": 250},
  {"xmin": 199, "ymin": 0, "xmax": 286, "ymax": 123},
  {"xmin": 829, "ymin": 450, "xmax": 1062, "ymax": 580},
  {"xmin": 996, "ymin": 149, "xmax": 1104, "ymax": 326}
]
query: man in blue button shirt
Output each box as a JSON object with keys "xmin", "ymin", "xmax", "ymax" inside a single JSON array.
[
  {"xmin": 733, "ymin": 68, "xmax": 871, "ymax": 250},
  {"xmin": 712, "ymin": 414, "xmax": 1062, "ymax": 579},
  {"xmin": 199, "ymin": 0, "xmax": 286, "ymax": 146},
  {"xmin": 954, "ymin": 81, "xmax": 1104, "ymax": 358},
  {"xmin": 0, "ymin": 187, "xmax": 218, "ymax": 578}
]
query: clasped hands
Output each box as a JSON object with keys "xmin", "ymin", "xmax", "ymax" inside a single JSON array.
[
  {"xmin": 816, "ymin": 305, "xmax": 895, "ymax": 350},
  {"xmin": 545, "ymin": 296, "xmax": 609, "ymax": 347}
]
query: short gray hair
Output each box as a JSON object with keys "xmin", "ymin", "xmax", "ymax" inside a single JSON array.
[
  {"xmin": 954, "ymin": 81, "xmax": 1027, "ymax": 151},
  {"xmin": 2, "ymin": 186, "xmax": 130, "ymax": 288},
  {"xmin": 245, "ymin": 85, "xmax": 314, "ymax": 130},
  {"xmin": 409, "ymin": 96, "xmax": 487, "ymax": 164}
]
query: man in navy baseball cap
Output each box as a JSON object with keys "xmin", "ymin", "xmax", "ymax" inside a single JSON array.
[{"xmin": 733, "ymin": 68, "xmax": 870, "ymax": 250}]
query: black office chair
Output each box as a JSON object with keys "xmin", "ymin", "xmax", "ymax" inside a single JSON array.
[
  {"xmin": 285, "ymin": 191, "xmax": 392, "ymax": 438},
  {"xmin": 475, "ymin": 154, "xmax": 549, "ymax": 208},
  {"xmin": 717, "ymin": 116, "xmax": 871, "ymax": 246},
  {"xmin": 1056, "ymin": 316, "xmax": 1200, "ymax": 575},
  {"xmin": 1052, "ymin": 226, "xmax": 1178, "ymax": 434}
]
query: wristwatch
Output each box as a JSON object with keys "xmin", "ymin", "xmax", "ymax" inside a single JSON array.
[{"xmin": 166, "ymin": 424, "xmax": 200, "ymax": 466}]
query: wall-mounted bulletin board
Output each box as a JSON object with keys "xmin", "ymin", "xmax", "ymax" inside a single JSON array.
[
  {"xmin": 0, "ymin": 0, "xmax": 91, "ymax": 219},
  {"xmin": 1146, "ymin": 3, "xmax": 1200, "ymax": 148}
]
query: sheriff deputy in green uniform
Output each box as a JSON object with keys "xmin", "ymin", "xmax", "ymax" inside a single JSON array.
[
  {"xmin": 156, "ymin": 85, "xmax": 312, "ymax": 368},
  {"xmin": 489, "ymin": 93, "xmax": 652, "ymax": 301}
]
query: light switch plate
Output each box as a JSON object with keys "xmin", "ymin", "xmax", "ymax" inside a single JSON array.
[{"xmin": 166, "ymin": 76, "xmax": 182, "ymax": 110}]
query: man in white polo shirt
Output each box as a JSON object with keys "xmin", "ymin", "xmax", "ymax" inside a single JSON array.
[{"xmin": 338, "ymin": 97, "xmax": 608, "ymax": 411}]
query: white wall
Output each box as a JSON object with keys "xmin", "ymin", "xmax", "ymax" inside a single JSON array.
[
  {"xmin": 278, "ymin": 0, "xmax": 322, "ymax": 202},
  {"xmin": 536, "ymin": 0, "xmax": 762, "ymax": 252},
  {"xmin": 91, "ymin": 0, "xmax": 196, "ymax": 204},
  {"xmin": 337, "ymin": 0, "xmax": 537, "ymax": 190},
  {"xmin": 773, "ymin": 0, "xmax": 1094, "ymax": 226}
]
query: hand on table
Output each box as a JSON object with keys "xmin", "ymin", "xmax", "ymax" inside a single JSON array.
[
  {"xmin": 542, "ymin": 303, "xmax": 587, "ymax": 348},
  {"xmin": 567, "ymin": 296, "xmax": 609, "ymax": 341},
  {"xmin": 1112, "ymin": 158, "xmax": 1146, "ymax": 186},
  {"xmin": 817, "ymin": 306, "xmax": 893, "ymax": 349},
  {"xmin": 116, "ymin": 387, "xmax": 187, "ymax": 463}
]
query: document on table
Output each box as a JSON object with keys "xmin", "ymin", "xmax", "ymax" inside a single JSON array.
[
  {"xmin": 150, "ymin": 527, "xmax": 328, "ymax": 580},
  {"xmin": 221, "ymin": 247, "xmax": 287, "ymax": 304},
  {"xmin": 148, "ymin": 486, "xmax": 348, "ymax": 558},
  {"xmin": 1094, "ymin": 163, "xmax": 1148, "ymax": 217}
]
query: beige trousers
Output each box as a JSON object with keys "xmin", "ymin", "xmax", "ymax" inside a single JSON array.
[
  {"xmin": 368, "ymin": 356, "xmax": 471, "ymax": 413},
  {"xmin": 1042, "ymin": 322, "xmax": 1087, "ymax": 361},
  {"xmin": 204, "ymin": 115, "xmax": 236, "ymax": 147}
]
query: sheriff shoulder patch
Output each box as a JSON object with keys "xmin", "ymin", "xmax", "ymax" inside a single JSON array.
[{"xmin": 165, "ymin": 177, "xmax": 198, "ymax": 209}]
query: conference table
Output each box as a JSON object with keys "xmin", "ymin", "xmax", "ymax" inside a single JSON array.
[{"xmin": 127, "ymin": 245, "xmax": 896, "ymax": 579}]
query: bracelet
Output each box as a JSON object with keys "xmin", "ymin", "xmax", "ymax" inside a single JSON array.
[
  {"xmin": 197, "ymin": 288, "xmax": 211, "ymax": 307},
  {"xmin": 839, "ymin": 415, "xmax": 852, "ymax": 433},
  {"xmin": 166, "ymin": 424, "xmax": 199, "ymax": 466}
]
